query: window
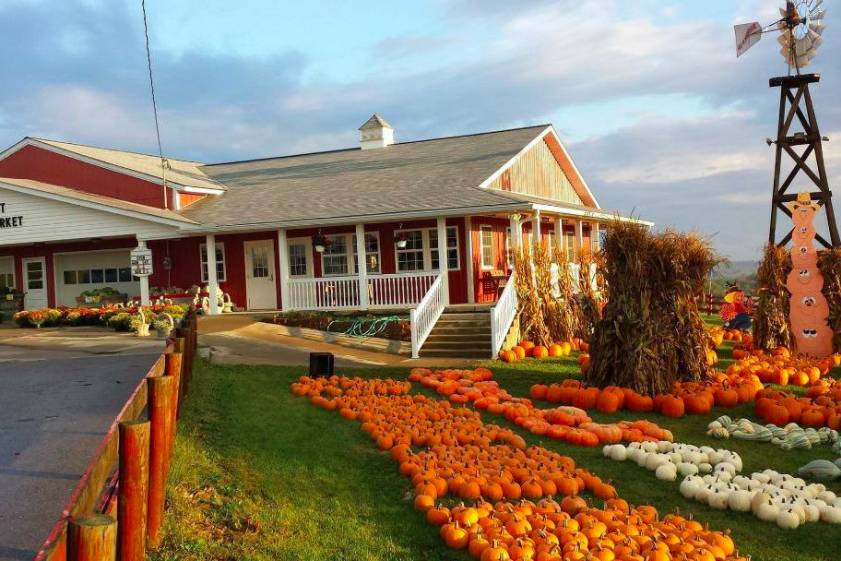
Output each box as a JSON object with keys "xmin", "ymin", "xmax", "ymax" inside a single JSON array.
[
  {"xmin": 90, "ymin": 269, "xmax": 104, "ymax": 284},
  {"xmin": 321, "ymin": 234, "xmax": 348, "ymax": 276},
  {"xmin": 0, "ymin": 258, "xmax": 14, "ymax": 289},
  {"xmin": 430, "ymin": 227, "xmax": 459, "ymax": 270},
  {"xmin": 564, "ymin": 230, "xmax": 576, "ymax": 258},
  {"xmin": 26, "ymin": 261, "xmax": 43, "ymax": 290},
  {"xmin": 119, "ymin": 268, "xmax": 133, "ymax": 282},
  {"xmin": 352, "ymin": 232, "xmax": 381, "ymax": 274},
  {"xmin": 395, "ymin": 227, "xmax": 461, "ymax": 272},
  {"xmin": 200, "ymin": 243, "xmax": 227, "ymax": 282},
  {"xmin": 480, "ymin": 226, "xmax": 494, "ymax": 269},
  {"xmin": 0, "ymin": 273, "xmax": 13, "ymax": 288},
  {"xmin": 105, "ymin": 268, "xmax": 118, "ymax": 283},
  {"xmin": 78, "ymin": 269, "xmax": 91, "ymax": 284},
  {"xmin": 288, "ymin": 242, "xmax": 309, "ymax": 277},
  {"xmin": 64, "ymin": 270, "xmax": 78, "ymax": 285},
  {"xmin": 396, "ymin": 230, "xmax": 425, "ymax": 272}
]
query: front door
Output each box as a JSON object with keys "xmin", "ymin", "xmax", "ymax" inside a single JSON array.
[
  {"xmin": 244, "ymin": 240, "xmax": 277, "ymax": 310},
  {"xmin": 22, "ymin": 257, "xmax": 48, "ymax": 310}
]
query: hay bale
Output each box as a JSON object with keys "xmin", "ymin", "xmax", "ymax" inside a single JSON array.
[
  {"xmin": 818, "ymin": 249, "xmax": 841, "ymax": 353},
  {"xmin": 753, "ymin": 244, "xmax": 793, "ymax": 351},
  {"xmin": 585, "ymin": 221, "xmax": 718, "ymax": 396}
]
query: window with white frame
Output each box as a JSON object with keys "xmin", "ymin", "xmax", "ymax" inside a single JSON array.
[
  {"xmin": 352, "ymin": 232, "xmax": 381, "ymax": 274},
  {"xmin": 480, "ymin": 226, "xmax": 494, "ymax": 269},
  {"xmin": 0, "ymin": 257, "xmax": 14, "ymax": 289},
  {"xmin": 200, "ymin": 243, "xmax": 227, "ymax": 282},
  {"xmin": 430, "ymin": 227, "xmax": 460, "ymax": 270},
  {"xmin": 321, "ymin": 234, "xmax": 349, "ymax": 276},
  {"xmin": 395, "ymin": 227, "xmax": 460, "ymax": 272},
  {"xmin": 563, "ymin": 230, "xmax": 575, "ymax": 258}
]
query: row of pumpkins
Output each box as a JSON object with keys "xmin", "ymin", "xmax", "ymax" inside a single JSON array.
[
  {"xmin": 725, "ymin": 346, "xmax": 838, "ymax": 387},
  {"xmin": 603, "ymin": 440, "xmax": 841, "ymax": 529},
  {"xmin": 754, "ymin": 384, "xmax": 841, "ymax": 430},
  {"xmin": 499, "ymin": 339, "xmax": 584, "ymax": 363},
  {"xmin": 410, "ymin": 368, "xmax": 673, "ymax": 446},
  {"xmin": 294, "ymin": 374, "xmax": 749, "ymax": 561}
]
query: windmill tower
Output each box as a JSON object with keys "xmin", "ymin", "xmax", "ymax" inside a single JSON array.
[{"xmin": 736, "ymin": 0, "xmax": 840, "ymax": 248}]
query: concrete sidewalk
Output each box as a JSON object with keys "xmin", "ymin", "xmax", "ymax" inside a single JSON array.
[{"xmin": 198, "ymin": 315, "xmax": 481, "ymax": 369}]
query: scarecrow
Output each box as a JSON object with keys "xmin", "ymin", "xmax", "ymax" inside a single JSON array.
[{"xmin": 720, "ymin": 283, "xmax": 753, "ymax": 331}]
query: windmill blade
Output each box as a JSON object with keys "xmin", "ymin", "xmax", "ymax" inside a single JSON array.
[
  {"xmin": 735, "ymin": 21, "xmax": 762, "ymax": 57},
  {"xmin": 810, "ymin": 21, "xmax": 825, "ymax": 34},
  {"xmin": 808, "ymin": 29, "xmax": 823, "ymax": 46},
  {"xmin": 811, "ymin": 9, "xmax": 826, "ymax": 20}
]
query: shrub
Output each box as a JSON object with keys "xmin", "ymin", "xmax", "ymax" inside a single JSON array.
[{"xmin": 107, "ymin": 313, "xmax": 132, "ymax": 332}]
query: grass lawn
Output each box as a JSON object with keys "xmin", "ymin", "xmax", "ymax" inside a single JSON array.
[{"xmin": 152, "ymin": 343, "xmax": 841, "ymax": 561}]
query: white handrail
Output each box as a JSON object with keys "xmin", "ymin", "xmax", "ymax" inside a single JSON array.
[
  {"xmin": 490, "ymin": 271, "xmax": 517, "ymax": 358},
  {"xmin": 409, "ymin": 272, "xmax": 446, "ymax": 358}
]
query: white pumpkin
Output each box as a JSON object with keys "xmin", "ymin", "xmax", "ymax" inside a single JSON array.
[
  {"xmin": 751, "ymin": 491, "xmax": 772, "ymax": 513},
  {"xmin": 610, "ymin": 445, "xmax": 628, "ymax": 462},
  {"xmin": 776, "ymin": 507, "xmax": 801, "ymax": 529},
  {"xmin": 656, "ymin": 463, "xmax": 677, "ymax": 481},
  {"xmin": 820, "ymin": 505, "xmax": 841, "ymax": 524},
  {"xmin": 698, "ymin": 462, "xmax": 713, "ymax": 474},
  {"xmin": 708, "ymin": 489, "xmax": 729, "ymax": 510},
  {"xmin": 728, "ymin": 489, "xmax": 753, "ymax": 512},
  {"xmin": 677, "ymin": 462, "xmax": 699, "ymax": 477},
  {"xmin": 756, "ymin": 500, "xmax": 780, "ymax": 522},
  {"xmin": 680, "ymin": 476, "xmax": 701, "ymax": 499}
]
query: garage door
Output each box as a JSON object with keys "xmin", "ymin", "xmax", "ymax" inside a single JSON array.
[{"xmin": 54, "ymin": 250, "xmax": 140, "ymax": 307}]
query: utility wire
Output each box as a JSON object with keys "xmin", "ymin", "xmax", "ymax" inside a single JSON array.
[{"xmin": 141, "ymin": 0, "xmax": 169, "ymax": 209}]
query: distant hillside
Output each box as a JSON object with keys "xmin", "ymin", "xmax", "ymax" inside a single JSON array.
[{"xmin": 708, "ymin": 260, "xmax": 759, "ymax": 296}]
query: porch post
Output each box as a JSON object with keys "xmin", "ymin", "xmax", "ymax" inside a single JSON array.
[
  {"xmin": 205, "ymin": 234, "xmax": 220, "ymax": 315},
  {"xmin": 531, "ymin": 210, "xmax": 541, "ymax": 248},
  {"xmin": 354, "ymin": 224, "xmax": 369, "ymax": 309},
  {"xmin": 464, "ymin": 216, "xmax": 475, "ymax": 303},
  {"xmin": 554, "ymin": 217, "xmax": 563, "ymax": 257},
  {"xmin": 592, "ymin": 222, "xmax": 601, "ymax": 253},
  {"xmin": 509, "ymin": 214, "xmax": 523, "ymax": 249},
  {"xmin": 137, "ymin": 240, "xmax": 151, "ymax": 307},
  {"xmin": 436, "ymin": 216, "xmax": 449, "ymax": 305},
  {"xmin": 575, "ymin": 220, "xmax": 584, "ymax": 262},
  {"xmin": 277, "ymin": 228, "xmax": 289, "ymax": 311}
]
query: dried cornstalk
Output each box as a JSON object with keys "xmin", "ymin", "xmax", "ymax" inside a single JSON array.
[
  {"xmin": 818, "ymin": 249, "xmax": 841, "ymax": 353},
  {"xmin": 753, "ymin": 244, "xmax": 793, "ymax": 351},
  {"xmin": 586, "ymin": 221, "xmax": 719, "ymax": 396},
  {"xmin": 513, "ymin": 244, "xmax": 551, "ymax": 346},
  {"xmin": 548, "ymin": 243, "xmax": 576, "ymax": 342}
]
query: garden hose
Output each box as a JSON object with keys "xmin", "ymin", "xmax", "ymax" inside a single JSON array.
[{"xmin": 327, "ymin": 315, "xmax": 402, "ymax": 338}]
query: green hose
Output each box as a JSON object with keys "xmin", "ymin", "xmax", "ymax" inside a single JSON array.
[{"xmin": 327, "ymin": 315, "xmax": 402, "ymax": 338}]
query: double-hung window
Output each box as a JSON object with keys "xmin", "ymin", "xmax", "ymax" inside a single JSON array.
[
  {"xmin": 200, "ymin": 243, "xmax": 227, "ymax": 282},
  {"xmin": 321, "ymin": 235, "xmax": 349, "ymax": 275},
  {"xmin": 480, "ymin": 226, "xmax": 494, "ymax": 270},
  {"xmin": 395, "ymin": 227, "xmax": 460, "ymax": 272},
  {"xmin": 352, "ymin": 232, "xmax": 381, "ymax": 274}
]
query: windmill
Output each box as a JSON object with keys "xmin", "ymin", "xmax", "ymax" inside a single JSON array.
[{"xmin": 735, "ymin": 0, "xmax": 840, "ymax": 248}]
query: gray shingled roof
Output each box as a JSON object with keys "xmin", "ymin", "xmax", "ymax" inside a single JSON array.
[{"xmin": 181, "ymin": 125, "xmax": 549, "ymax": 228}]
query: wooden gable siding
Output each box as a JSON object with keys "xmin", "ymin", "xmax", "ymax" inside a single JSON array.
[{"xmin": 489, "ymin": 137, "xmax": 584, "ymax": 206}]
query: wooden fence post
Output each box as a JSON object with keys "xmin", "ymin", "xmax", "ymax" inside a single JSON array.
[
  {"xmin": 118, "ymin": 421, "xmax": 150, "ymax": 561},
  {"xmin": 146, "ymin": 376, "xmax": 176, "ymax": 550},
  {"xmin": 165, "ymin": 349, "xmax": 184, "ymax": 418},
  {"xmin": 68, "ymin": 515, "xmax": 116, "ymax": 561}
]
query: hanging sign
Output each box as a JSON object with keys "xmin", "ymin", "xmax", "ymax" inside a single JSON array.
[{"xmin": 130, "ymin": 245, "xmax": 153, "ymax": 277}]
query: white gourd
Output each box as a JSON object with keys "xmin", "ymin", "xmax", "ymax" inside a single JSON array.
[
  {"xmin": 756, "ymin": 500, "xmax": 780, "ymax": 522},
  {"xmin": 820, "ymin": 505, "xmax": 841, "ymax": 524},
  {"xmin": 677, "ymin": 462, "xmax": 699, "ymax": 477},
  {"xmin": 680, "ymin": 476, "xmax": 701, "ymax": 499},
  {"xmin": 728, "ymin": 489, "xmax": 753, "ymax": 512},
  {"xmin": 656, "ymin": 463, "xmax": 677, "ymax": 481},
  {"xmin": 699, "ymin": 462, "xmax": 713, "ymax": 474},
  {"xmin": 776, "ymin": 507, "xmax": 801, "ymax": 529},
  {"xmin": 708, "ymin": 489, "xmax": 729, "ymax": 510},
  {"xmin": 751, "ymin": 492, "xmax": 772, "ymax": 513},
  {"xmin": 610, "ymin": 445, "xmax": 627, "ymax": 462}
]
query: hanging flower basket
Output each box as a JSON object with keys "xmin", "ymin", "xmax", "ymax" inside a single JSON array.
[
  {"xmin": 313, "ymin": 234, "xmax": 332, "ymax": 253},
  {"xmin": 394, "ymin": 232, "xmax": 409, "ymax": 249}
]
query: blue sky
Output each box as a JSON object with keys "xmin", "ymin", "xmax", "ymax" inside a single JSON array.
[{"xmin": 0, "ymin": 0, "xmax": 838, "ymax": 260}]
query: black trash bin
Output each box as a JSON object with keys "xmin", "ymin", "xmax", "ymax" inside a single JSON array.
[{"xmin": 309, "ymin": 352, "xmax": 335, "ymax": 378}]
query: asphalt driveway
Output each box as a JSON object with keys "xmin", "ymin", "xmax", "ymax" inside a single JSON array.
[{"xmin": 0, "ymin": 330, "xmax": 163, "ymax": 561}]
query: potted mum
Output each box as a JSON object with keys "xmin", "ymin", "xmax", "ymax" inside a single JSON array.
[
  {"xmin": 153, "ymin": 313, "xmax": 175, "ymax": 339},
  {"xmin": 28, "ymin": 309, "xmax": 47, "ymax": 328},
  {"xmin": 313, "ymin": 233, "xmax": 331, "ymax": 253}
]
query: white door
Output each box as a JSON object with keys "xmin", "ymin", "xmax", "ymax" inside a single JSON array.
[
  {"xmin": 22, "ymin": 257, "xmax": 48, "ymax": 310},
  {"xmin": 244, "ymin": 240, "xmax": 277, "ymax": 310}
]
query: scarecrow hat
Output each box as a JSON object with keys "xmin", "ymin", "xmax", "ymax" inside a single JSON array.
[{"xmin": 787, "ymin": 191, "xmax": 820, "ymax": 212}]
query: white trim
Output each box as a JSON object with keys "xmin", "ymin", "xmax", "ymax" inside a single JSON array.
[
  {"xmin": 278, "ymin": 229, "xmax": 290, "ymax": 310},
  {"xmin": 200, "ymin": 241, "xmax": 227, "ymax": 283},
  {"xmin": 0, "ymin": 138, "xmax": 224, "ymax": 194},
  {"xmin": 0, "ymin": 179, "xmax": 192, "ymax": 228},
  {"xmin": 479, "ymin": 225, "xmax": 494, "ymax": 270},
  {"xmin": 177, "ymin": 185, "xmax": 225, "ymax": 195},
  {"xmin": 352, "ymin": 231, "xmax": 382, "ymax": 275},
  {"xmin": 545, "ymin": 128, "xmax": 601, "ymax": 209},
  {"xmin": 394, "ymin": 226, "xmax": 460, "ymax": 273},
  {"xmin": 529, "ymin": 203, "xmax": 654, "ymax": 226}
]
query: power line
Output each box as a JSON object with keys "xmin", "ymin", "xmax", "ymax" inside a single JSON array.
[{"xmin": 141, "ymin": 0, "xmax": 169, "ymax": 209}]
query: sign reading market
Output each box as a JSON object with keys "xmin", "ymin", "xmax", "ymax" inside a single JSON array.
[{"xmin": 0, "ymin": 203, "xmax": 23, "ymax": 228}]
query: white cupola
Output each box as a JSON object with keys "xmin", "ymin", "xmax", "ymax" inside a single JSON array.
[{"xmin": 358, "ymin": 113, "xmax": 394, "ymax": 150}]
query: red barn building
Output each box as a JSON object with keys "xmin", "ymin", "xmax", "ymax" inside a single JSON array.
[{"xmin": 0, "ymin": 115, "xmax": 648, "ymax": 356}]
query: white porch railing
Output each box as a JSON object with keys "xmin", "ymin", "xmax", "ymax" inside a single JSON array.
[
  {"xmin": 490, "ymin": 271, "xmax": 518, "ymax": 358},
  {"xmin": 409, "ymin": 272, "xmax": 446, "ymax": 358},
  {"xmin": 369, "ymin": 272, "xmax": 437, "ymax": 308},
  {"xmin": 285, "ymin": 272, "xmax": 440, "ymax": 312}
]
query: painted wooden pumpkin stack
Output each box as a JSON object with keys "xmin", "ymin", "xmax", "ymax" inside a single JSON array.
[{"xmin": 787, "ymin": 192, "xmax": 833, "ymax": 358}]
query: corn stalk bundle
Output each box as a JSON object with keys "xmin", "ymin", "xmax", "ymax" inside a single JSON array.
[
  {"xmin": 548, "ymin": 244, "xmax": 576, "ymax": 343},
  {"xmin": 513, "ymin": 245, "xmax": 552, "ymax": 346},
  {"xmin": 572, "ymin": 251, "xmax": 603, "ymax": 341},
  {"xmin": 585, "ymin": 221, "xmax": 718, "ymax": 396},
  {"xmin": 818, "ymin": 249, "xmax": 841, "ymax": 353},
  {"xmin": 753, "ymin": 244, "xmax": 793, "ymax": 351}
]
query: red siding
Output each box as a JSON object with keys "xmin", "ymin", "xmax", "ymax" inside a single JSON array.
[{"xmin": 0, "ymin": 144, "xmax": 173, "ymax": 209}]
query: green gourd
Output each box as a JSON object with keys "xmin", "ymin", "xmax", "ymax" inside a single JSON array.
[{"xmin": 797, "ymin": 459, "xmax": 841, "ymax": 481}]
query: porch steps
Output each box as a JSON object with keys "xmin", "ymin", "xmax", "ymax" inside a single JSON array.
[{"xmin": 420, "ymin": 308, "xmax": 493, "ymax": 359}]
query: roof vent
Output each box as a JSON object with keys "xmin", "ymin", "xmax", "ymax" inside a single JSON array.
[{"xmin": 358, "ymin": 114, "xmax": 394, "ymax": 150}]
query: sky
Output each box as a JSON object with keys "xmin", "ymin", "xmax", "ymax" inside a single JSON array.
[{"xmin": 0, "ymin": 0, "xmax": 838, "ymax": 260}]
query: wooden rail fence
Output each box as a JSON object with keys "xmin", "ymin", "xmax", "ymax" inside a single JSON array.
[{"xmin": 32, "ymin": 310, "xmax": 198, "ymax": 561}]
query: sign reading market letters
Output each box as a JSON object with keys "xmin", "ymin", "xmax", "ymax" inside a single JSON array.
[
  {"xmin": 130, "ymin": 246, "xmax": 153, "ymax": 277},
  {"xmin": 0, "ymin": 203, "xmax": 24, "ymax": 229}
]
